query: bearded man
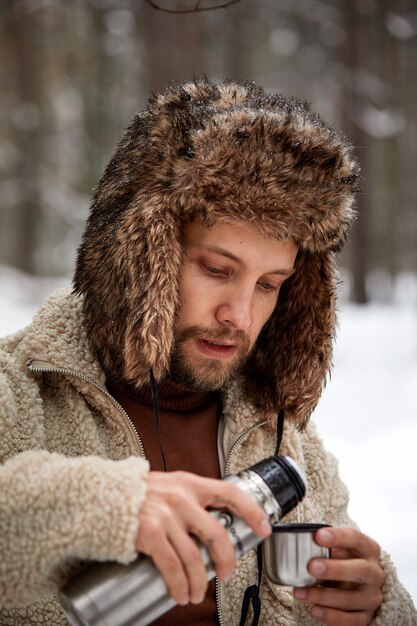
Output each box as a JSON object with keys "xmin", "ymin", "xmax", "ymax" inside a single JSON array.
[{"xmin": 0, "ymin": 77, "xmax": 415, "ymax": 626}]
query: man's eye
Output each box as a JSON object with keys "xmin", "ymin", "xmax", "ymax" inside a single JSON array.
[
  {"xmin": 206, "ymin": 266, "xmax": 225, "ymax": 275},
  {"xmin": 258, "ymin": 281, "xmax": 277, "ymax": 292}
]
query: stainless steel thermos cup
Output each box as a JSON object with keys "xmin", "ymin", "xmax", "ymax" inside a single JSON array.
[
  {"xmin": 263, "ymin": 523, "xmax": 331, "ymax": 586},
  {"xmin": 59, "ymin": 455, "xmax": 307, "ymax": 626}
]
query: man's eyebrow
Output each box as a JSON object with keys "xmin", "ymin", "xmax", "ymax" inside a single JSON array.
[
  {"xmin": 201, "ymin": 244, "xmax": 242, "ymax": 264},
  {"xmin": 196, "ymin": 244, "xmax": 296, "ymax": 276}
]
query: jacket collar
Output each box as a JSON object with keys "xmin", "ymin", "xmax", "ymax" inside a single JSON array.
[{"xmin": 19, "ymin": 288, "xmax": 106, "ymax": 384}]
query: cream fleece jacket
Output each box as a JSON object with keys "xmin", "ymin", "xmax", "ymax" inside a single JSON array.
[{"xmin": 0, "ymin": 290, "xmax": 415, "ymax": 625}]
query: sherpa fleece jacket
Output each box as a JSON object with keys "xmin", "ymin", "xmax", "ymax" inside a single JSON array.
[{"xmin": 0, "ymin": 289, "xmax": 415, "ymax": 625}]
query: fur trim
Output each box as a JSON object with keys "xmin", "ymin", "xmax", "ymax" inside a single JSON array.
[{"xmin": 73, "ymin": 77, "xmax": 360, "ymax": 426}]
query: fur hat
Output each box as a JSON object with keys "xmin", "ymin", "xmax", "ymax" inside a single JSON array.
[{"xmin": 73, "ymin": 77, "xmax": 360, "ymax": 427}]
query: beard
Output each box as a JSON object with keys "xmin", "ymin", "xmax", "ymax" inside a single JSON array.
[{"xmin": 169, "ymin": 325, "xmax": 252, "ymax": 391}]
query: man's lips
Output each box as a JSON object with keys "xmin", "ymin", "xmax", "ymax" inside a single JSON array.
[{"xmin": 195, "ymin": 338, "xmax": 238, "ymax": 359}]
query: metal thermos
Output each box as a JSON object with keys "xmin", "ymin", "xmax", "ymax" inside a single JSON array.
[{"xmin": 59, "ymin": 455, "xmax": 307, "ymax": 626}]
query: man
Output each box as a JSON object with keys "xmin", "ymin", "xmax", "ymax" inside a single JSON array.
[{"xmin": 0, "ymin": 77, "xmax": 415, "ymax": 626}]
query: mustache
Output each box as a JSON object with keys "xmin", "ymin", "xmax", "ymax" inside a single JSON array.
[{"xmin": 175, "ymin": 326, "xmax": 250, "ymax": 350}]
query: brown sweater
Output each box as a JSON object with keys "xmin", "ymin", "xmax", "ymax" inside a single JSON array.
[{"xmin": 108, "ymin": 378, "xmax": 221, "ymax": 626}]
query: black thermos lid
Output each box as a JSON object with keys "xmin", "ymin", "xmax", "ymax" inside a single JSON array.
[{"xmin": 249, "ymin": 456, "xmax": 306, "ymax": 517}]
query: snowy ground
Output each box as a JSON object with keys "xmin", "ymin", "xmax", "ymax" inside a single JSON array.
[
  {"xmin": 315, "ymin": 303, "xmax": 417, "ymax": 606},
  {"xmin": 1, "ymin": 265, "xmax": 416, "ymax": 607}
]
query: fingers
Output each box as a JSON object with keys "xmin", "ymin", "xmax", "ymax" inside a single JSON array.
[
  {"xmin": 294, "ymin": 585, "xmax": 382, "ymax": 626},
  {"xmin": 165, "ymin": 518, "xmax": 210, "ymax": 605},
  {"xmin": 194, "ymin": 475, "xmax": 271, "ymax": 538},
  {"xmin": 308, "ymin": 557, "xmax": 385, "ymax": 587},
  {"xmin": 293, "ymin": 528, "xmax": 386, "ymax": 626},
  {"xmin": 187, "ymin": 507, "xmax": 236, "ymax": 582},
  {"xmin": 147, "ymin": 532, "xmax": 190, "ymax": 605},
  {"xmin": 148, "ymin": 471, "xmax": 271, "ymax": 538},
  {"xmin": 136, "ymin": 470, "xmax": 269, "ymax": 606},
  {"xmin": 310, "ymin": 527, "xmax": 385, "ymax": 589},
  {"xmin": 314, "ymin": 527, "xmax": 381, "ymax": 561},
  {"xmin": 294, "ymin": 585, "xmax": 383, "ymax": 612},
  {"xmin": 137, "ymin": 499, "xmax": 211, "ymax": 604},
  {"xmin": 308, "ymin": 605, "xmax": 375, "ymax": 626}
]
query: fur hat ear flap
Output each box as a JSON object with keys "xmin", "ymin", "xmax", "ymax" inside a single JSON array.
[
  {"xmin": 122, "ymin": 202, "xmax": 183, "ymax": 386},
  {"xmin": 243, "ymin": 249, "xmax": 337, "ymax": 427}
]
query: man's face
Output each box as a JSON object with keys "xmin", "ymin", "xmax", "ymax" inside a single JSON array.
[{"xmin": 169, "ymin": 219, "xmax": 298, "ymax": 391}]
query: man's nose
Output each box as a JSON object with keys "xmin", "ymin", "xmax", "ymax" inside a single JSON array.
[{"xmin": 215, "ymin": 290, "xmax": 253, "ymax": 331}]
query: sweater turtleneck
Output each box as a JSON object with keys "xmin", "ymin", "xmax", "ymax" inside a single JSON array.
[
  {"xmin": 125, "ymin": 376, "xmax": 218, "ymax": 412},
  {"xmin": 108, "ymin": 379, "xmax": 221, "ymax": 626},
  {"xmin": 107, "ymin": 376, "xmax": 222, "ymax": 626},
  {"xmin": 108, "ymin": 377, "xmax": 222, "ymax": 476}
]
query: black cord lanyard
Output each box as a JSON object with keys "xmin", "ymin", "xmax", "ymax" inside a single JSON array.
[
  {"xmin": 275, "ymin": 408, "xmax": 285, "ymax": 456},
  {"xmin": 238, "ymin": 544, "xmax": 263, "ymax": 626},
  {"xmin": 149, "ymin": 369, "xmax": 169, "ymax": 472},
  {"xmin": 238, "ymin": 409, "xmax": 285, "ymax": 626}
]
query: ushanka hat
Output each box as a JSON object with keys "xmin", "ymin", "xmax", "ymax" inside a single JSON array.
[{"xmin": 73, "ymin": 77, "xmax": 360, "ymax": 427}]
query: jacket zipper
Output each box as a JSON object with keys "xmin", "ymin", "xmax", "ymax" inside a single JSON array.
[
  {"xmin": 28, "ymin": 358, "xmax": 266, "ymax": 624},
  {"xmin": 27, "ymin": 359, "xmax": 146, "ymax": 459},
  {"xmin": 215, "ymin": 419, "xmax": 268, "ymax": 626}
]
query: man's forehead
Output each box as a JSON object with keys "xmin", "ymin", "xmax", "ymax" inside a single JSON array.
[
  {"xmin": 183, "ymin": 216, "xmax": 278, "ymax": 241},
  {"xmin": 182, "ymin": 220, "xmax": 298, "ymax": 275}
]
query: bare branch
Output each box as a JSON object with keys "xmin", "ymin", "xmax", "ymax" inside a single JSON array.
[{"xmin": 143, "ymin": 0, "xmax": 243, "ymax": 14}]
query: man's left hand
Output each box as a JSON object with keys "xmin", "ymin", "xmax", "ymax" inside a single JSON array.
[{"xmin": 293, "ymin": 527, "xmax": 386, "ymax": 626}]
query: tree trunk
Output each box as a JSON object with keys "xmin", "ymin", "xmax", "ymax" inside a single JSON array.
[{"xmin": 342, "ymin": 0, "xmax": 369, "ymax": 303}]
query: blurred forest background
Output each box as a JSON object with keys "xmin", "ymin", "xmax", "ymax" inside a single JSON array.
[{"xmin": 0, "ymin": 0, "xmax": 416, "ymax": 303}]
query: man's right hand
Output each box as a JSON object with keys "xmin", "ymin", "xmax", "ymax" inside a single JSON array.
[{"xmin": 135, "ymin": 470, "xmax": 271, "ymax": 606}]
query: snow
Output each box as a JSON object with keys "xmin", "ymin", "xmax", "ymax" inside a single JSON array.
[
  {"xmin": 315, "ymin": 303, "xmax": 417, "ymax": 605},
  {"xmin": 1, "ymin": 266, "xmax": 416, "ymax": 606}
]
